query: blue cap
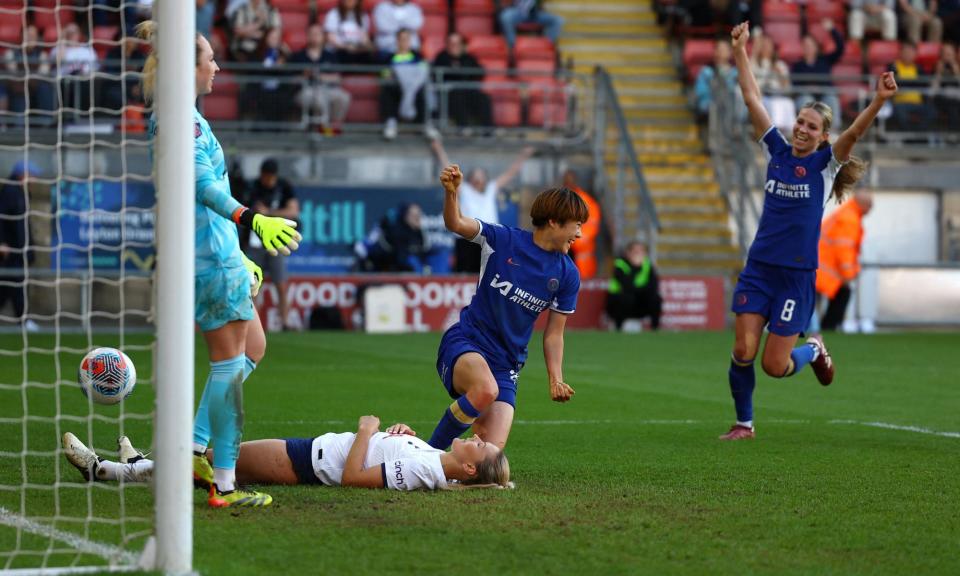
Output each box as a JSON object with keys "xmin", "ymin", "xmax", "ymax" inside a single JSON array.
[{"xmin": 11, "ymin": 160, "xmax": 40, "ymax": 179}]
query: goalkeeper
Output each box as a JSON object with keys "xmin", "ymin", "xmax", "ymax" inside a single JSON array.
[{"xmin": 139, "ymin": 21, "xmax": 301, "ymax": 508}]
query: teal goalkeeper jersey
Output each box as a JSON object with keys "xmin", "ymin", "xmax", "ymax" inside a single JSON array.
[{"xmin": 148, "ymin": 107, "xmax": 244, "ymax": 274}]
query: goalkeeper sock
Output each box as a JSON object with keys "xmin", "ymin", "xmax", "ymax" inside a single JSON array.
[
  {"xmin": 214, "ymin": 467, "xmax": 237, "ymax": 493},
  {"xmin": 97, "ymin": 459, "xmax": 154, "ymax": 483},
  {"xmin": 203, "ymin": 354, "xmax": 246, "ymax": 477},
  {"xmin": 786, "ymin": 343, "xmax": 818, "ymax": 377},
  {"xmin": 728, "ymin": 355, "xmax": 756, "ymax": 425},
  {"xmin": 427, "ymin": 396, "xmax": 481, "ymax": 450},
  {"xmin": 193, "ymin": 355, "xmax": 257, "ymax": 452}
]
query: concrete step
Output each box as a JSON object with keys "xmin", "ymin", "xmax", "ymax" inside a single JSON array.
[
  {"xmin": 615, "ymin": 93, "xmax": 687, "ymax": 106},
  {"xmin": 551, "ymin": 3, "xmax": 655, "ymax": 17},
  {"xmin": 559, "ymin": 37, "xmax": 667, "ymax": 50},
  {"xmin": 658, "ymin": 257, "xmax": 743, "ymax": 271},
  {"xmin": 642, "ymin": 164, "xmax": 715, "ymax": 181},
  {"xmin": 604, "ymin": 141, "xmax": 704, "ymax": 156},
  {"xmin": 658, "ymin": 241, "xmax": 739, "ymax": 254},
  {"xmin": 653, "ymin": 196, "xmax": 727, "ymax": 210},
  {"xmin": 636, "ymin": 152, "xmax": 710, "ymax": 164},
  {"xmin": 659, "ymin": 220, "xmax": 732, "ymax": 235},
  {"xmin": 658, "ymin": 233, "xmax": 734, "ymax": 246},
  {"xmin": 574, "ymin": 63, "xmax": 674, "ymax": 76},
  {"xmin": 623, "ymin": 107, "xmax": 693, "ymax": 121},
  {"xmin": 613, "ymin": 79, "xmax": 682, "ymax": 92},
  {"xmin": 646, "ymin": 180, "xmax": 719, "ymax": 193},
  {"xmin": 608, "ymin": 123, "xmax": 698, "ymax": 138},
  {"xmin": 567, "ymin": 52, "xmax": 673, "ymax": 67},
  {"xmin": 564, "ymin": 21, "xmax": 659, "ymax": 34}
]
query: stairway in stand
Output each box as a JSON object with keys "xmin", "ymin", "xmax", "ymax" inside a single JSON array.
[{"xmin": 549, "ymin": 0, "xmax": 741, "ymax": 276}]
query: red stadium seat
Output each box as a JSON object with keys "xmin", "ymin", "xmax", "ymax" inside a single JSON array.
[
  {"xmin": 341, "ymin": 75, "xmax": 381, "ymax": 99},
  {"xmin": 765, "ymin": 21, "xmax": 802, "ymax": 46},
  {"xmin": 213, "ymin": 72, "xmax": 239, "ymax": 96},
  {"xmin": 454, "ymin": 0, "xmax": 495, "ymax": 15},
  {"xmin": 421, "ymin": 35, "xmax": 446, "ymax": 61},
  {"xmin": 762, "ymin": 1, "xmax": 801, "ymax": 22},
  {"xmin": 279, "ymin": 10, "xmax": 311, "ymax": 39},
  {"xmin": 422, "ymin": 13, "xmax": 448, "ymax": 39},
  {"xmin": 345, "ymin": 98, "xmax": 380, "ymax": 123},
  {"xmin": 285, "ymin": 27, "xmax": 308, "ymax": 52},
  {"xmin": 529, "ymin": 100, "xmax": 567, "ymax": 128},
  {"xmin": 30, "ymin": 6, "xmax": 76, "ymax": 31},
  {"xmin": 528, "ymin": 77, "xmax": 566, "ymax": 103},
  {"xmin": 831, "ymin": 63, "xmax": 863, "ymax": 84},
  {"xmin": 867, "ymin": 40, "xmax": 899, "ymax": 70},
  {"xmin": 315, "ymin": 0, "xmax": 339, "ymax": 12},
  {"xmin": 412, "ymin": 0, "xmax": 448, "ymax": 15},
  {"xmin": 203, "ymin": 94, "xmax": 239, "ymax": 121},
  {"xmin": 514, "ymin": 36, "xmax": 554, "ymax": 61},
  {"xmin": 682, "ymin": 39, "xmax": 714, "ymax": 81},
  {"xmin": 456, "ymin": 15, "xmax": 494, "ymax": 38},
  {"xmin": 484, "ymin": 75, "xmax": 522, "ymax": 127},
  {"xmin": 476, "ymin": 57, "xmax": 508, "ymax": 74},
  {"xmin": 840, "ymin": 41, "xmax": 862, "ymax": 65},
  {"xmin": 492, "ymin": 100, "xmax": 521, "ymax": 126},
  {"xmin": 274, "ymin": 0, "xmax": 311, "ymax": 9},
  {"xmin": 516, "ymin": 58, "xmax": 555, "ymax": 76},
  {"xmin": 468, "ymin": 35, "xmax": 508, "ymax": 60},
  {"xmin": 806, "ymin": 1, "xmax": 846, "ymax": 24},
  {"xmin": 916, "ymin": 42, "xmax": 941, "ymax": 72},
  {"xmin": 93, "ymin": 25, "xmax": 118, "ymax": 43},
  {"xmin": 0, "ymin": 24, "xmax": 18, "ymax": 46},
  {"xmin": 778, "ymin": 41, "xmax": 804, "ymax": 64}
]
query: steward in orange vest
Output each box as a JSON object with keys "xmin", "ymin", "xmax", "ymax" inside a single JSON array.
[
  {"xmin": 562, "ymin": 170, "xmax": 601, "ymax": 279},
  {"xmin": 816, "ymin": 191, "xmax": 872, "ymax": 330}
]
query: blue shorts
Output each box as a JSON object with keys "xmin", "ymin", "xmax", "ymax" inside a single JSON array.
[
  {"xmin": 731, "ymin": 259, "xmax": 815, "ymax": 336},
  {"xmin": 436, "ymin": 323, "xmax": 521, "ymax": 407},
  {"xmin": 284, "ymin": 437, "xmax": 321, "ymax": 485},
  {"xmin": 195, "ymin": 265, "xmax": 255, "ymax": 332}
]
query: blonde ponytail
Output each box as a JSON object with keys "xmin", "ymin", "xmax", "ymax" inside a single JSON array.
[
  {"xmin": 832, "ymin": 155, "xmax": 867, "ymax": 204},
  {"xmin": 136, "ymin": 20, "xmax": 204, "ymax": 104}
]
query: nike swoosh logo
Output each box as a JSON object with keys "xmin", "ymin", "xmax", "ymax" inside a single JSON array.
[{"xmin": 506, "ymin": 257, "xmax": 519, "ymax": 266}]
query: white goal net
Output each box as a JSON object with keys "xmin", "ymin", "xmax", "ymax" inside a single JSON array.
[{"xmin": 0, "ymin": 1, "xmax": 169, "ymax": 572}]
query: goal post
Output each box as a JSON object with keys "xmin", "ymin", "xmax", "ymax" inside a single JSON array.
[{"xmin": 153, "ymin": 0, "xmax": 195, "ymax": 573}]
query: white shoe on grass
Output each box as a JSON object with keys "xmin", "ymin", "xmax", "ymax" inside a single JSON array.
[{"xmin": 62, "ymin": 432, "xmax": 101, "ymax": 481}]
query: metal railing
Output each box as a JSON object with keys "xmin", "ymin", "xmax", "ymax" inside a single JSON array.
[{"xmin": 592, "ymin": 66, "xmax": 659, "ymax": 258}]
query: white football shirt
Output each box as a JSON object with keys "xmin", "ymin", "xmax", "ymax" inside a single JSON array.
[
  {"xmin": 458, "ymin": 181, "xmax": 499, "ymax": 225},
  {"xmin": 310, "ymin": 432, "xmax": 448, "ymax": 491}
]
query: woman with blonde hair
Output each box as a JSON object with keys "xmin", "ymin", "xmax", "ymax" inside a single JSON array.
[
  {"xmin": 720, "ymin": 21, "xmax": 897, "ymax": 441},
  {"xmin": 138, "ymin": 21, "xmax": 301, "ymax": 506}
]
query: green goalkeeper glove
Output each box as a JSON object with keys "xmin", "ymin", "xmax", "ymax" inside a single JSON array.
[
  {"xmin": 241, "ymin": 253, "xmax": 262, "ymax": 297},
  {"xmin": 246, "ymin": 213, "xmax": 301, "ymax": 256}
]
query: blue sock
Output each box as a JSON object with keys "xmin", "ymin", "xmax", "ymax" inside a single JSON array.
[
  {"xmin": 728, "ymin": 355, "xmax": 756, "ymax": 424},
  {"xmin": 787, "ymin": 343, "xmax": 817, "ymax": 377},
  {"xmin": 194, "ymin": 355, "xmax": 257, "ymax": 450},
  {"xmin": 427, "ymin": 395, "xmax": 481, "ymax": 450}
]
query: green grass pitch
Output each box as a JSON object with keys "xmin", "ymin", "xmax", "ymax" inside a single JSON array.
[{"xmin": 1, "ymin": 331, "xmax": 958, "ymax": 575}]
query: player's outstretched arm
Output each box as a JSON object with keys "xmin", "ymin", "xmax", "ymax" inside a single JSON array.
[
  {"xmin": 440, "ymin": 164, "xmax": 481, "ymax": 239},
  {"xmin": 233, "ymin": 208, "xmax": 302, "ymax": 257},
  {"xmin": 834, "ymin": 72, "xmax": 898, "ymax": 162},
  {"xmin": 543, "ymin": 311, "xmax": 575, "ymax": 403},
  {"xmin": 731, "ymin": 22, "xmax": 773, "ymax": 140},
  {"xmin": 341, "ymin": 415, "xmax": 386, "ymax": 489}
]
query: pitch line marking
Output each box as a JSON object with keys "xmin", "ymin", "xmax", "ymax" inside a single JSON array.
[
  {"xmin": 261, "ymin": 418, "xmax": 959, "ymax": 438},
  {"xmin": 0, "ymin": 507, "xmax": 139, "ymax": 566}
]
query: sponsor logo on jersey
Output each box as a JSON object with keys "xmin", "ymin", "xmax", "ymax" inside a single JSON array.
[
  {"xmin": 547, "ymin": 278, "xmax": 560, "ymax": 292},
  {"xmin": 736, "ymin": 293, "xmax": 748, "ymax": 306},
  {"xmin": 490, "ymin": 274, "xmax": 550, "ymax": 313},
  {"xmin": 794, "ymin": 166, "xmax": 807, "ymax": 178},
  {"xmin": 393, "ymin": 460, "xmax": 405, "ymax": 487},
  {"xmin": 506, "ymin": 257, "xmax": 520, "ymax": 267},
  {"xmin": 194, "ymin": 122, "xmax": 202, "ymax": 138},
  {"xmin": 764, "ymin": 179, "xmax": 811, "ymax": 199}
]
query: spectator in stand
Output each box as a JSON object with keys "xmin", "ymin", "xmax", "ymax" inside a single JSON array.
[
  {"xmin": 249, "ymin": 27, "xmax": 293, "ymax": 124},
  {"xmin": 102, "ymin": 34, "xmax": 146, "ymax": 113},
  {"xmin": 0, "ymin": 161, "xmax": 39, "ymax": 332},
  {"xmin": 561, "ymin": 170, "xmax": 602, "ymax": 280},
  {"xmin": 848, "ymin": 0, "xmax": 897, "ymax": 42},
  {"xmin": 931, "ymin": 43, "xmax": 960, "ymax": 132},
  {"xmin": 938, "ymin": 0, "xmax": 960, "ymax": 44},
  {"xmin": 197, "ymin": 0, "xmax": 215, "ymax": 37},
  {"xmin": 3, "ymin": 25, "xmax": 55, "ymax": 125},
  {"xmin": 432, "ymin": 33, "xmax": 493, "ymax": 131},
  {"xmin": 230, "ymin": 0, "xmax": 282, "ymax": 63},
  {"xmin": 693, "ymin": 39, "xmax": 738, "ymax": 122},
  {"xmin": 324, "ymin": 0, "xmax": 375, "ymax": 65},
  {"xmin": 430, "ymin": 138, "xmax": 535, "ymax": 273},
  {"xmin": 898, "ymin": 0, "xmax": 943, "ymax": 43},
  {"xmin": 247, "ymin": 159, "xmax": 299, "ymax": 331},
  {"xmin": 291, "ymin": 24, "xmax": 351, "ymax": 134},
  {"xmin": 379, "ymin": 29, "xmax": 436, "ymax": 140},
  {"xmin": 750, "ymin": 34, "xmax": 795, "ymax": 134},
  {"xmin": 498, "ymin": 0, "xmax": 564, "ymax": 51},
  {"xmin": 887, "ymin": 41, "xmax": 933, "ymax": 130},
  {"xmin": 55, "ymin": 23, "xmax": 98, "ymax": 114},
  {"xmin": 606, "ymin": 241, "xmax": 662, "ymax": 332},
  {"xmin": 791, "ymin": 19, "xmax": 844, "ymax": 129},
  {"xmin": 816, "ymin": 191, "xmax": 873, "ymax": 332},
  {"xmin": 354, "ymin": 203, "xmax": 432, "ymax": 273},
  {"xmin": 373, "ymin": 0, "xmax": 424, "ymax": 56}
]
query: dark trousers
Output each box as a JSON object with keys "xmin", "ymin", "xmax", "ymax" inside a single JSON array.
[
  {"xmin": 454, "ymin": 238, "xmax": 480, "ymax": 273},
  {"xmin": 0, "ymin": 270, "xmax": 26, "ymax": 319},
  {"xmin": 821, "ymin": 284, "xmax": 852, "ymax": 331},
  {"xmin": 449, "ymin": 88, "xmax": 493, "ymax": 127},
  {"xmin": 379, "ymin": 82, "xmax": 427, "ymax": 122},
  {"xmin": 606, "ymin": 290, "xmax": 662, "ymax": 330}
]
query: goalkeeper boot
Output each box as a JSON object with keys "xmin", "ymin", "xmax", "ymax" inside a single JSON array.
[
  {"xmin": 117, "ymin": 436, "xmax": 146, "ymax": 464},
  {"xmin": 208, "ymin": 484, "xmax": 273, "ymax": 508},
  {"xmin": 193, "ymin": 452, "xmax": 215, "ymax": 491},
  {"xmin": 63, "ymin": 432, "xmax": 102, "ymax": 481}
]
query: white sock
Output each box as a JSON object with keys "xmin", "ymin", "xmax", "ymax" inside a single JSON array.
[
  {"xmin": 737, "ymin": 420, "xmax": 753, "ymax": 429},
  {"xmin": 192, "ymin": 443, "xmax": 207, "ymax": 455},
  {"xmin": 214, "ymin": 467, "xmax": 236, "ymax": 492},
  {"xmin": 96, "ymin": 459, "xmax": 154, "ymax": 483},
  {"xmin": 809, "ymin": 343, "xmax": 820, "ymax": 361}
]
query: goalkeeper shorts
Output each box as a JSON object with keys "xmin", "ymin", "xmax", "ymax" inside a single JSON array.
[{"xmin": 195, "ymin": 265, "xmax": 255, "ymax": 332}]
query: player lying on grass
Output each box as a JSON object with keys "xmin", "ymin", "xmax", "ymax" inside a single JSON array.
[
  {"xmin": 427, "ymin": 164, "xmax": 587, "ymax": 451},
  {"xmin": 62, "ymin": 415, "xmax": 510, "ymax": 493},
  {"xmin": 720, "ymin": 22, "xmax": 897, "ymax": 440}
]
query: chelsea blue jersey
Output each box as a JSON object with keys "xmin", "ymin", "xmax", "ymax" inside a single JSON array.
[
  {"xmin": 457, "ymin": 220, "xmax": 580, "ymax": 369},
  {"xmin": 748, "ymin": 125, "xmax": 843, "ymax": 270},
  {"xmin": 148, "ymin": 107, "xmax": 244, "ymax": 274}
]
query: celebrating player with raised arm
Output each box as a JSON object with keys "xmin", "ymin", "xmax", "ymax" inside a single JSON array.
[
  {"xmin": 61, "ymin": 416, "xmax": 510, "ymax": 492},
  {"xmin": 721, "ymin": 22, "xmax": 897, "ymax": 440},
  {"xmin": 138, "ymin": 21, "xmax": 301, "ymax": 506},
  {"xmin": 426, "ymin": 164, "xmax": 587, "ymax": 450}
]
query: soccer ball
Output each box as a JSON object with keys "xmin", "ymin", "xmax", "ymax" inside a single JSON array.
[{"xmin": 78, "ymin": 348, "xmax": 136, "ymax": 405}]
